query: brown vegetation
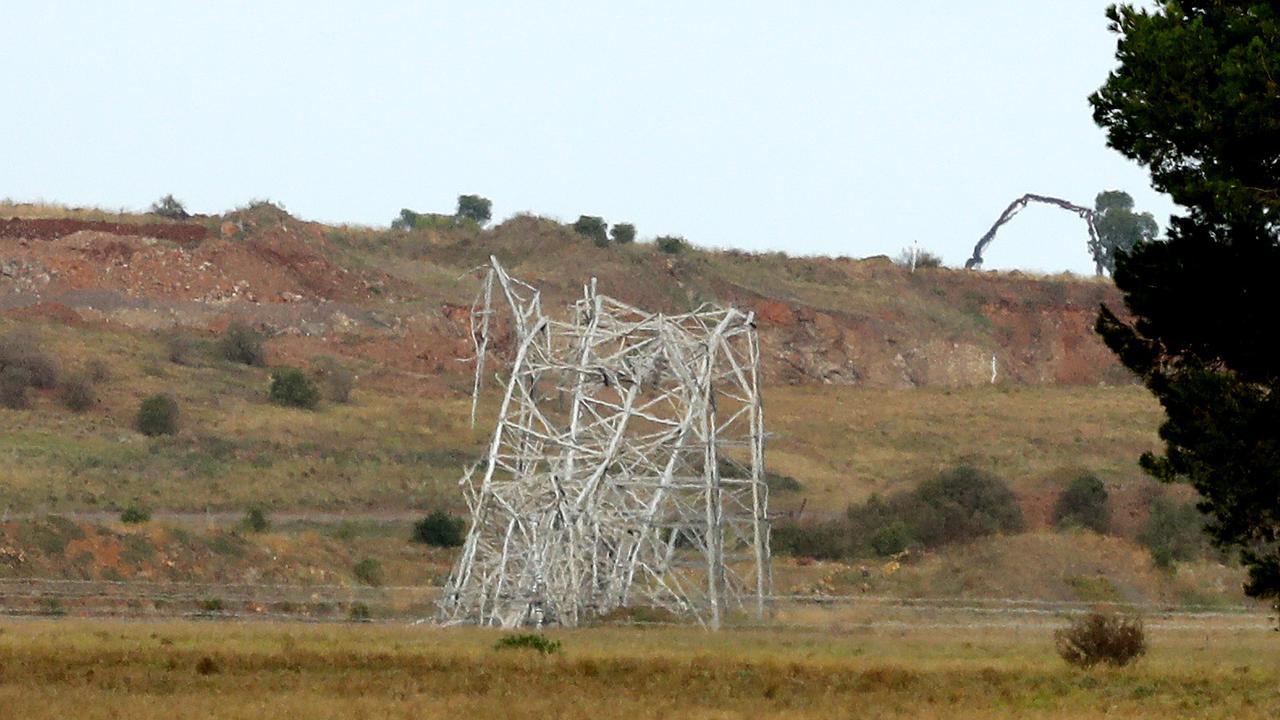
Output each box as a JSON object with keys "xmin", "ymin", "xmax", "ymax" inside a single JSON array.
[{"xmin": 0, "ymin": 621, "xmax": 1274, "ymax": 719}]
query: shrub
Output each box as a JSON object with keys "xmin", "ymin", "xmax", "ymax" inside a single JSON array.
[
  {"xmin": 1139, "ymin": 496, "xmax": 1208, "ymax": 568},
  {"xmin": 412, "ymin": 510, "xmax": 466, "ymax": 547},
  {"xmin": 269, "ymin": 366, "xmax": 320, "ymax": 409},
  {"xmin": 869, "ymin": 520, "xmax": 914, "ymax": 556},
  {"xmin": 610, "ymin": 222, "xmax": 636, "ymax": 245},
  {"xmin": 455, "ymin": 194, "xmax": 492, "ymax": 225},
  {"xmin": 314, "ymin": 356, "xmax": 354, "ymax": 403},
  {"xmin": 353, "ymin": 558, "xmax": 383, "ymax": 586},
  {"xmin": 390, "ymin": 209, "xmax": 417, "ymax": 231},
  {"xmin": 391, "ymin": 209, "xmax": 460, "ymax": 232},
  {"xmin": 764, "ymin": 470, "xmax": 802, "ymax": 494},
  {"xmin": 894, "ymin": 247, "xmax": 943, "ymax": 269},
  {"xmin": 770, "ymin": 520, "xmax": 849, "ymax": 560},
  {"xmin": 85, "ymin": 359, "xmax": 110, "ymax": 383},
  {"xmin": 573, "ymin": 215, "xmax": 609, "ymax": 247},
  {"xmin": 655, "ymin": 235, "xmax": 687, "ymax": 254},
  {"xmin": 904, "ymin": 465, "xmax": 1024, "ymax": 548},
  {"xmin": 494, "ymin": 633, "xmax": 561, "ymax": 655},
  {"xmin": 120, "ymin": 505, "xmax": 151, "ymax": 524},
  {"xmin": 40, "ymin": 598, "xmax": 66, "ymax": 616},
  {"xmin": 715, "ymin": 458, "xmax": 801, "ymax": 493},
  {"xmin": 1054, "ymin": 473, "xmax": 1110, "ymax": 534},
  {"xmin": 149, "ymin": 194, "xmax": 190, "ymax": 220},
  {"xmin": 58, "ymin": 374, "xmax": 95, "ymax": 412},
  {"xmin": 219, "ymin": 322, "xmax": 266, "ymax": 366},
  {"xmin": 776, "ymin": 466, "xmax": 1023, "ymax": 560},
  {"xmin": 348, "ymin": 602, "xmax": 372, "ymax": 622},
  {"xmin": 0, "ymin": 328, "xmax": 59, "ymax": 389},
  {"xmin": 0, "ymin": 366, "xmax": 31, "ymax": 409},
  {"xmin": 136, "ymin": 394, "xmax": 179, "ymax": 436},
  {"xmin": 326, "ymin": 367, "xmax": 354, "ymax": 403},
  {"xmin": 242, "ymin": 507, "xmax": 270, "ymax": 533},
  {"xmin": 165, "ymin": 333, "xmax": 195, "ymax": 365},
  {"xmin": 1054, "ymin": 612, "xmax": 1147, "ymax": 668}
]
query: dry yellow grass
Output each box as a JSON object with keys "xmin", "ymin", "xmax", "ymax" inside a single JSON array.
[
  {"xmin": 0, "ymin": 619, "xmax": 1276, "ymax": 719},
  {"xmin": 0, "ymin": 200, "xmax": 159, "ymax": 222},
  {"xmin": 0, "ymin": 313, "xmax": 1161, "ymax": 513},
  {"xmin": 764, "ymin": 384, "xmax": 1163, "ymax": 509}
]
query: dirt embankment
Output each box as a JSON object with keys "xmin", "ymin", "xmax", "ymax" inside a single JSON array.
[{"xmin": 0, "ymin": 217, "xmax": 208, "ymax": 244}]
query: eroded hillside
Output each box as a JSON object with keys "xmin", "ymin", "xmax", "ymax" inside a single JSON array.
[{"xmin": 0, "ymin": 202, "xmax": 1130, "ymax": 393}]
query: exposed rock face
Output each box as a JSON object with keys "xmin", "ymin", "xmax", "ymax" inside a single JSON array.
[{"xmin": 747, "ymin": 277, "xmax": 1126, "ymax": 388}]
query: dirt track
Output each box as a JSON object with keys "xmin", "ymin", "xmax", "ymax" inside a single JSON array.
[{"xmin": 0, "ymin": 217, "xmax": 208, "ymax": 244}]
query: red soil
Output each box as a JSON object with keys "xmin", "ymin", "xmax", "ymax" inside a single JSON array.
[{"xmin": 0, "ymin": 217, "xmax": 208, "ymax": 245}]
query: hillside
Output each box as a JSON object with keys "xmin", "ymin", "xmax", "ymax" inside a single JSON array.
[
  {"xmin": 1, "ymin": 200, "xmax": 1128, "ymax": 390},
  {"xmin": 0, "ymin": 200, "xmax": 1246, "ymax": 610}
]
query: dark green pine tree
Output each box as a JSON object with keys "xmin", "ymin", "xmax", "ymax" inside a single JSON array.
[{"xmin": 1090, "ymin": 2, "xmax": 1280, "ymax": 605}]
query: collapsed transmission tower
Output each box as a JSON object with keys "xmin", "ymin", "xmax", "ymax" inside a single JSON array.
[
  {"xmin": 965, "ymin": 193, "xmax": 1104, "ymax": 276},
  {"xmin": 437, "ymin": 257, "xmax": 771, "ymax": 629}
]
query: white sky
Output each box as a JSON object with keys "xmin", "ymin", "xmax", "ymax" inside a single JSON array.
[{"xmin": 0, "ymin": 1, "xmax": 1171, "ymax": 274}]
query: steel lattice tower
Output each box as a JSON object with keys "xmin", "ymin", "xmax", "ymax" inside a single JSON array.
[{"xmin": 437, "ymin": 257, "xmax": 771, "ymax": 628}]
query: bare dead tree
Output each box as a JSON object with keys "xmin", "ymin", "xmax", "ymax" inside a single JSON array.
[{"xmin": 965, "ymin": 194, "xmax": 1103, "ymax": 275}]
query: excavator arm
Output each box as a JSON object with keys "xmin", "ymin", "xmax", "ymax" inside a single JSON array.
[{"xmin": 965, "ymin": 194, "xmax": 1103, "ymax": 275}]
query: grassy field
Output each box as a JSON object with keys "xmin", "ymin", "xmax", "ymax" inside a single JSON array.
[
  {"xmin": 0, "ymin": 316, "xmax": 1162, "ymax": 514},
  {"xmin": 763, "ymin": 383, "xmax": 1162, "ymax": 511},
  {"xmin": 0, "ymin": 619, "xmax": 1275, "ymax": 719}
]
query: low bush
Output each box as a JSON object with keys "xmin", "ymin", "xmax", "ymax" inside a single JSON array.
[
  {"xmin": 85, "ymin": 359, "xmax": 110, "ymax": 383},
  {"xmin": 1139, "ymin": 495, "xmax": 1208, "ymax": 568},
  {"xmin": 219, "ymin": 322, "xmax": 266, "ymax": 366},
  {"xmin": 314, "ymin": 356, "xmax": 355, "ymax": 403},
  {"xmin": 149, "ymin": 194, "xmax": 190, "ymax": 220},
  {"xmin": 711, "ymin": 458, "xmax": 801, "ymax": 494},
  {"xmin": 40, "ymin": 598, "xmax": 66, "ymax": 616},
  {"xmin": 391, "ymin": 209, "xmax": 464, "ymax": 232},
  {"xmin": 771, "ymin": 521, "xmax": 848, "ymax": 560},
  {"xmin": 573, "ymin": 215, "xmax": 609, "ymax": 247},
  {"xmin": 165, "ymin": 333, "xmax": 195, "ymax": 365},
  {"xmin": 494, "ymin": 633, "xmax": 561, "ymax": 655},
  {"xmin": 890, "ymin": 465, "xmax": 1024, "ymax": 548},
  {"xmin": 1054, "ymin": 473, "xmax": 1110, "ymax": 534},
  {"xmin": 269, "ymin": 366, "xmax": 320, "ymax": 409},
  {"xmin": 242, "ymin": 507, "xmax": 270, "ymax": 533},
  {"xmin": 353, "ymin": 558, "xmax": 383, "ymax": 587},
  {"xmin": 1054, "ymin": 612, "xmax": 1147, "ymax": 668},
  {"xmin": 610, "ymin": 222, "xmax": 636, "ymax": 245},
  {"xmin": 775, "ymin": 466, "xmax": 1023, "ymax": 560},
  {"xmin": 136, "ymin": 394, "xmax": 179, "ymax": 436},
  {"xmin": 348, "ymin": 602, "xmax": 372, "ymax": 622},
  {"xmin": 869, "ymin": 520, "xmax": 913, "ymax": 556},
  {"xmin": 412, "ymin": 510, "xmax": 466, "ymax": 547},
  {"xmin": 894, "ymin": 247, "xmax": 943, "ymax": 269},
  {"xmin": 119, "ymin": 505, "xmax": 151, "ymax": 524},
  {"xmin": 59, "ymin": 374, "xmax": 95, "ymax": 412},
  {"xmin": 655, "ymin": 235, "xmax": 687, "ymax": 254},
  {"xmin": 0, "ymin": 328, "xmax": 59, "ymax": 389},
  {"xmin": 764, "ymin": 470, "xmax": 803, "ymax": 493},
  {"xmin": 0, "ymin": 367, "xmax": 31, "ymax": 409},
  {"xmin": 327, "ymin": 368, "xmax": 354, "ymax": 403}
]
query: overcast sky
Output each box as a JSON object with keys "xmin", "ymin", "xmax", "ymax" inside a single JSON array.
[{"xmin": 0, "ymin": 1, "xmax": 1171, "ymax": 274}]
